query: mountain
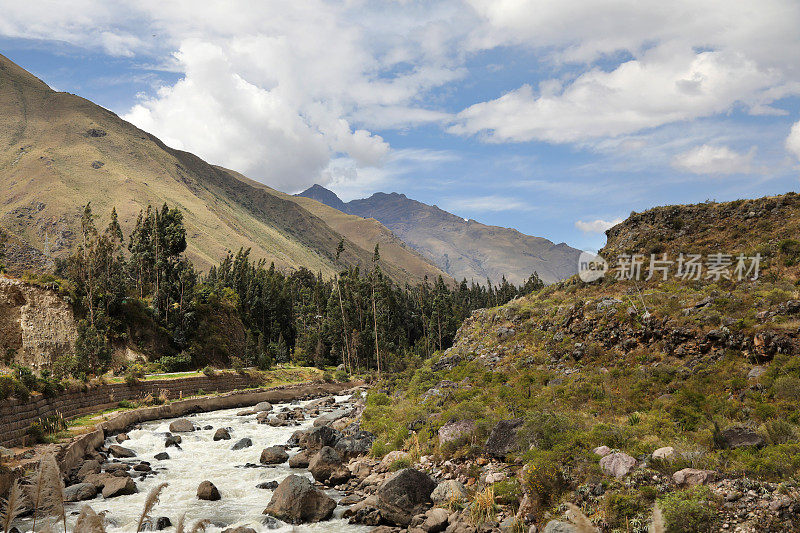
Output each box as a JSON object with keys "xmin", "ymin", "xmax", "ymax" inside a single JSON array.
[
  {"xmin": 0, "ymin": 53, "xmax": 447, "ymax": 285},
  {"xmin": 297, "ymin": 186, "xmax": 581, "ymax": 285}
]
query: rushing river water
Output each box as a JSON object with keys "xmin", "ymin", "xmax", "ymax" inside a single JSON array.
[{"xmin": 17, "ymin": 396, "xmax": 371, "ymax": 533}]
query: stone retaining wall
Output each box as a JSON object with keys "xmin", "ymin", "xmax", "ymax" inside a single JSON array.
[{"xmin": 0, "ymin": 372, "xmax": 267, "ymax": 447}]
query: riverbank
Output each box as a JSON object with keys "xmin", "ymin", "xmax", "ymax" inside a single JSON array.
[{"xmin": 0, "ymin": 380, "xmax": 354, "ymax": 498}]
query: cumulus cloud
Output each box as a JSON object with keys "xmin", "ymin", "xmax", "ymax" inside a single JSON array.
[
  {"xmin": 786, "ymin": 121, "xmax": 800, "ymax": 160},
  {"xmin": 575, "ymin": 218, "xmax": 624, "ymax": 234},
  {"xmin": 671, "ymin": 144, "xmax": 756, "ymax": 175}
]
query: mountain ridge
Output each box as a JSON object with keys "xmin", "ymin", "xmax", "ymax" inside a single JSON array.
[
  {"xmin": 298, "ymin": 184, "xmax": 581, "ymax": 285},
  {"xmin": 0, "ymin": 53, "xmax": 448, "ymax": 285}
]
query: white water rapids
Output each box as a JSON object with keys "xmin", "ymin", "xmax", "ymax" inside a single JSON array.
[{"xmin": 15, "ymin": 396, "xmax": 371, "ymax": 533}]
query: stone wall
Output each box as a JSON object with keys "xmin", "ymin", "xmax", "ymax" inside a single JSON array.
[
  {"xmin": 0, "ymin": 372, "xmax": 268, "ymax": 447},
  {"xmin": 0, "ymin": 277, "xmax": 76, "ymax": 369}
]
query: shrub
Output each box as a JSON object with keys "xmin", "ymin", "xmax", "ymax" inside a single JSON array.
[
  {"xmin": 765, "ymin": 419, "xmax": 796, "ymax": 445},
  {"xmin": 779, "ymin": 239, "xmax": 800, "ymax": 266},
  {"xmin": 493, "ymin": 478, "xmax": 523, "ymax": 506},
  {"xmin": 658, "ymin": 486, "xmax": 718, "ymax": 533},
  {"xmin": 604, "ymin": 490, "xmax": 648, "ymax": 528},
  {"xmin": 774, "ymin": 376, "xmax": 800, "ymax": 400},
  {"xmin": 520, "ymin": 453, "xmax": 568, "ymax": 510},
  {"xmin": 0, "ymin": 375, "xmax": 29, "ymax": 402},
  {"xmin": 388, "ymin": 457, "xmax": 411, "ymax": 471},
  {"xmin": 202, "ymin": 365, "xmax": 217, "ymax": 377},
  {"xmin": 334, "ymin": 368, "xmax": 349, "ymax": 382},
  {"xmin": 322, "ymin": 371, "xmax": 334, "ymax": 383},
  {"xmin": 158, "ymin": 352, "xmax": 192, "ymax": 372}
]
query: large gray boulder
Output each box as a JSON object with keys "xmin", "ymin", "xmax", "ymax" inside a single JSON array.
[
  {"xmin": 431, "ymin": 480, "xmax": 468, "ymax": 504},
  {"xmin": 254, "ymin": 401, "xmax": 273, "ymax": 412},
  {"xmin": 308, "ymin": 446, "xmax": 344, "ymax": 483},
  {"xmin": 334, "ymin": 431, "xmax": 375, "ymax": 460},
  {"xmin": 721, "ymin": 426, "xmax": 765, "ymax": 448},
  {"xmin": 376, "ymin": 468, "xmax": 436, "ymax": 526},
  {"xmin": 64, "ymin": 482, "xmax": 98, "ymax": 502},
  {"xmin": 102, "ymin": 476, "xmax": 137, "ymax": 498},
  {"xmin": 438, "ymin": 420, "xmax": 476, "ymax": 445},
  {"xmin": 599, "ymin": 452, "xmax": 637, "ymax": 479},
  {"xmin": 169, "ymin": 419, "xmax": 195, "ymax": 432},
  {"xmin": 260, "ymin": 446, "xmax": 290, "ymax": 465},
  {"xmin": 542, "ymin": 521, "xmax": 577, "ymax": 533},
  {"xmin": 263, "ymin": 474, "xmax": 336, "ymax": 524},
  {"xmin": 304, "ymin": 426, "xmax": 342, "ymax": 452},
  {"xmin": 485, "ymin": 419, "xmax": 523, "ymax": 458},
  {"xmin": 108, "ymin": 445, "xmax": 136, "ymax": 458},
  {"xmin": 288, "ymin": 450, "xmax": 310, "ymax": 468}
]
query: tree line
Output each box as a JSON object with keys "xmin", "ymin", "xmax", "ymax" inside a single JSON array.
[{"xmin": 53, "ymin": 204, "xmax": 543, "ymax": 378}]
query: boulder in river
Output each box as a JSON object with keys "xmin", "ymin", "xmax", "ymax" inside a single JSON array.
[
  {"xmin": 108, "ymin": 445, "xmax": 136, "ymax": 458},
  {"xmin": 308, "ymin": 446, "xmax": 343, "ymax": 483},
  {"xmin": 232, "ymin": 438, "xmax": 253, "ymax": 450},
  {"xmin": 165, "ymin": 435, "xmax": 182, "ymax": 448},
  {"xmin": 197, "ymin": 480, "xmax": 221, "ymax": 501},
  {"xmin": 263, "ymin": 474, "xmax": 336, "ymax": 524},
  {"xmin": 169, "ymin": 419, "xmax": 196, "ymax": 432},
  {"xmin": 254, "ymin": 401, "xmax": 273, "ymax": 412},
  {"xmin": 214, "ymin": 428, "xmax": 231, "ymax": 441},
  {"xmin": 304, "ymin": 425, "xmax": 342, "ymax": 452},
  {"xmin": 154, "ymin": 452, "xmax": 170, "ymax": 460},
  {"xmin": 64, "ymin": 482, "xmax": 97, "ymax": 502},
  {"xmin": 260, "ymin": 446, "xmax": 289, "ymax": 465},
  {"xmin": 102, "ymin": 476, "xmax": 137, "ymax": 498},
  {"xmin": 288, "ymin": 450, "xmax": 310, "ymax": 468},
  {"xmin": 115, "ymin": 433, "xmax": 129, "ymax": 443},
  {"xmin": 376, "ymin": 468, "xmax": 436, "ymax": 526},
  {"xmin": 257, "ymin": 481, "xmax": 279, "ymax": 490}
]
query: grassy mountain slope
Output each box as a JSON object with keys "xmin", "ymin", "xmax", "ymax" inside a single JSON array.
[
  {"xmin": 362, "ymin": 193, "xmax": 800, "ymax": 532},
  {"xmin": 0, "ymin": 53, "xmax": 446, "ymax": 285},
  {"xmin": 298, "ymin": 185, "xmax": 581, "ymax": 285}
]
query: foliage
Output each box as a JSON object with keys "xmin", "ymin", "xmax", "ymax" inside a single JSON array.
[{"xmin": 657, "ymin": 487, "xmax": 718, "ymax": 533}]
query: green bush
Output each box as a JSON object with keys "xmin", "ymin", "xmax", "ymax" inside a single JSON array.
[
  {"xmin": 493, "ymin": 478, "xmax": 523, "ymax": 506},
  {"xmin": 779, "ymin": 239, "xmax": 800, "ymax": 266},
  {"xmin": 0, "ymin": 375, "xmax": 30, "ymax": 402},
  {"xmin": 158, "ymin": 352, "xmax": 192, "ymax": 372},
  {"xmin": 389, "ymin": 457, "xmax": 411, "ymax": 471},
  {"xmin": 658, "ymin": 486, "xmax": 718, "ymax": 533},
  {"xmin": 774, "ymin": 376, "xmax": 800, "ymax": 400},
  {"xmin": 604, "ymin": 490, "xmax": 648, "ymax": 528},
  {"xmin": 334, "ymin": 369, "xmax": 349, "ymax": 382}
]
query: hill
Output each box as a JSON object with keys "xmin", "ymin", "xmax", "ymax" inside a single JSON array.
[
  {"xmin": 0, "ymin": 54, "xmax": 447, "ymax": 285},
  {"xmin": 298, "ymin": 185, "xmax": 581, "ymax": 285},
  {"xmin": 360, "ymin": 192, "xmax": 800, "ymax": 532}
]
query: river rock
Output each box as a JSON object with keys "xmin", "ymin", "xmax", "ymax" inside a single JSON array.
[
  {"xmin": 232, "ymin": 438, "xmax": 253, "ymax": 450},
  {"xmin": 304, "ymin": 426, "xmax": 342, "ymax": 452},
  {"xmin": 257, "ymin": 481, "xmax": 279, "ymax": 490},
  {"xmin": 720, "ymin": 425, "xmax": 765, "ymax": 448},
  {"xmin": 376, "ymin": 468, "xmax": 436, "ymax": 526},
  {"xmin": 254, "ymin": 401, "xmax": 273, "ymax": 412},
  {"xmin": 260, "ymin": 446, "xmax": 289, "ymax": 465},
  {"xmin": 165, "ymin": 435, "xmax": 182, "ymax": 448},
  {"xmin": 108, "ymin": 445, "xmax": 136, "ymax": 458},
  {"xmin": 102, "ymin": 476, "xmax": 137, "ymax": 498},
  {"xmin": 672, "ymin": 468, "xmax": 716, "ymax": 487},
  {"xmin": 335, "ymin": 432, "xmax": 375, "ymax": 460},
  {"xmin": 154, "ymin": 517, "xmax": 172, "ymax": 530},
  {"xmin": 222, "ymin": 528, "xmax": 257, "ymax": 533},
  {"xmin": 263, "ymin": 474, "xmax": 336, "ymax": 524},
  {"xmin": 599, "ymin": 452, "xmax": 636, "ymax": 479},
  {"xmin": 154, "ymin": 452, "xmax": 170, "ymax": 460},
  {"xmin": 77, "ymin": 459, "xmax": 101, "ymax": 480},
  {"xmin": 169, "ymin": 419, "xmax": 195, "ymax": 432},
  {"xmin": 485, "ymin": 418, "xmax": 523, "ymax": 458},
  {"xmin": 309, "ymin": 446, "xmax": 343, "ymax": 483},
  {"xmin": 104, "ymin": 463, "xmax": 130, "ymax": 472},
  {"xmin": 197, "ymin": 480, "xmax": 221, "ymax": 501},
  {"xmin": 115, "ymin": 433, "xmax": 129, "ymax": 443},
  {"xmin": 214, "ymin": 428, "xmax": 231, "ymax": 441},
  {"xmin": 431, "ymin": 480, "xmax": 468, "ymax": 504},
  {"xmin": 289, "ymin": 450, "xmax": 310, "ymax": 468},
  {"xmin": 64, "ymin": 482, "xmax": 98, "ymax": 502},
  {"xmin": 313, "ymin": 408, "xmax": 350, "ymax": 427},
  {"xmin": 438, "ymin": 420, "xmax": 476, "ymax": 445}
]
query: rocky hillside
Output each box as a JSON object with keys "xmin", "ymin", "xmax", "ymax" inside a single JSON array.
[
  {"xmin": 0, "ymin": 277, "xmax": 76, "ymax": 369},
  {"xmin": 360, "ymin": 193, "xmax": 800, "ymax": 533},
  {"xmin": 0, "ymin": 54, "xmax": 446, "ymax": 286},
  {"xmin": 298, "ymin": 185, "xmax": 581, "ymax": 285}
]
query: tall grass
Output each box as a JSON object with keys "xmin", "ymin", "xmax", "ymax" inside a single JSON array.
[
  {"xmin": 1, "ymin": 480, "xmax": 24, "ymax": 533},
  {"xmin": 136, "ymin": 482, "xmax": 169, "ymax": 532},
  {"xmin": 27, "ymin": 453, "xmax": 66, "ymax": 533}
]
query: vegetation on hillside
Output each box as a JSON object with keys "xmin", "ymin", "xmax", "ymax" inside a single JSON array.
[{"xmin": 26, "ymin": 203, "xmax": 543, "ymax": 381}]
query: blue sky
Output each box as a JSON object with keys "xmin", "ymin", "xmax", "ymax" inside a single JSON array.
[{"xmin": 2, "ymin": 1, "xmax": 800, "ymax": 252}]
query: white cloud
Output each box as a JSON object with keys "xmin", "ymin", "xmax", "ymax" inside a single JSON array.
[
  {"xmin": 444, "ymin": 196, "xmax": 532, "ymax": 212},
  {"xmin": 671, "ymin": 144, "xmax": 756, "ymax": 175},
  {"xmin": 786, "ymin": 121, "xmax": 800, "ymax": 160},
  {"xmin": 575, "ymin": 218, "xmax": 623, "ymax": 234}
]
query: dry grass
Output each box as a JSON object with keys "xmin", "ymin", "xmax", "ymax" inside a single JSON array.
[
  {"xmin": 565, "ymin": 503, "xmax": 599, "ymax": 533},
  {"xmin": 27, "ymin": 453, "xmax": 66, "ymax": 533},
  {"xmin": 74, "ymin": 505, "xmax": 106, "ymax": 533},
  {"xmin": 1, "ymin": 480, "xmax": 24, "ymax": 533},
  {"xmin": 136, "ymin": 482, "xmax": 168, "ymax": 532}
]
